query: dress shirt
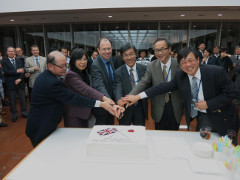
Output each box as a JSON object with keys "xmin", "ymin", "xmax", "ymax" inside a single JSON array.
[
  {"xmin": 125, "ymin": 63, "xmax": 139, "ymax": 85},
  {"xmin": 160, "ymin": 57, "xmax": 172, "ymax": 82},
  {"xmin": 99, "ymin": 55, "xmax": 114, "ymax": 81},
  {"xmin": 33, "ymin": 56, "xmax": 40, "ymax": 65},
  {"xmin": 187, "ymin": 68, "xmax": 206, "ymax": 113}
]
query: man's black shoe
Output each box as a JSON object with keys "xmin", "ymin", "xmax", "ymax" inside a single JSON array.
[
  {"xmin": 21, "ymin": 112, "xmax": 28, "ymax": 118},
  {"xmin": 0, "ymin": 122, "xmax": 8, "ymax": 127},
  {"xmin": 12, "ymin": 117, "xmax": 17, "ymax": 122}
]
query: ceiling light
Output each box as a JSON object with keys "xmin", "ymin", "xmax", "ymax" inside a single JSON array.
[
  {"xmin": 180, "ymin": 14, "xmax": 185, "ymax": 17},
  {"xmin": 108, "ymin": 15, "xmax": 112, "ymax": 18},
  {"xmin": 218, "ymin": 14, "xmax": 223, "ymax": 17},
  {"xmin": 10, "ymin": 19, "xmax": 15, "ymax": 22},
  {"xmin": 193, "ymin": 25, "xmax": 197, "ymax": 28}
]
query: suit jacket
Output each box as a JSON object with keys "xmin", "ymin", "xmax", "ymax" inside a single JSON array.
[
  {"xmin": 64, "ymin": 70, "xmax": 104, "ymax": 120},
  {"xmin": 25, "ymin": 70, "xmax": 96, "ymax": 142},
  {"xmin": 2, "ymin": 57, "xmax": 25, "ymax": 90},
  {"xmin": 25, "ymin": 56, "xmax": 47, "ymax": 88},
  {"xmin": 200, "ymin": 57, "xmax": 216, "ymax": 65},
  {"xmin": 114, "ymin": 63, "xmax": 148, "ymax": 119},
  {"xmin": 130, "ymin": 58, "xmax": 183, "ymax": 124},
  {"xmin": 90, "ymin": 55, "xmax": 115, "ymax": 99},
  {"xmin": 145, "ymin": 65, "xmax": 239, "ymax": 136},
  {"xmin": 230, "ymin": 55, "xmax": 240, "ymax": 79},
  {"xmin": 198, "ymin": 50, "xmax": 203, "ymax": 60}
]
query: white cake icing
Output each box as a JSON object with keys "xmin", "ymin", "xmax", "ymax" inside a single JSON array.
[
  {"xmin": 86, "ymin": 125, "xmax": 148, "ymax": 159},
  {"xmin": 192, "ymin": 142, "xmax": 213, "ymax": 158}
]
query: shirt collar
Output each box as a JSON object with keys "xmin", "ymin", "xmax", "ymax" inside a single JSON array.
[
  {"xmin": 188, "ymin": 67, "xmax": 201, "ymax": 80},
  {"xmin": 99, "ymin": 55, "xmax": 110, "ymax": 64},
  {"xmin": 125, "ymin": 63, "xmax": 137, "ymax": 72},
  {"xmin": 34, "ymin": 56, "xmax": 39, "ymax": 60},
  {"xmin": 160, "ymin": 56, "xmax": 171, "ymax": 69}
]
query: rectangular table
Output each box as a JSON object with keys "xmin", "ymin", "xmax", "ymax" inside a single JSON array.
[{"xmin": 4, "ymin": 128, "xmax": 239, "ymax": 180}]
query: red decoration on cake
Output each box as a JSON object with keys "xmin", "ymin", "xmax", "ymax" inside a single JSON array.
[{"xmin": 128, "ymin": 129, "xmax": 134, "ymax": 132}]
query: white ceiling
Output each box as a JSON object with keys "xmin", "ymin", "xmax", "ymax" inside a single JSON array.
[{"xmin": 0, "ymin": 7, "xmax": 240, "ymax": 26}]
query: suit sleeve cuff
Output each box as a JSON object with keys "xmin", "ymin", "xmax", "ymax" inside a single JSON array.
[
  {"xmin": 139, "ymin": 92, "xmax": 148, "ymax": 99},
  {"xmin": 94, "ymin": 100, "xmax": 101, "ymax": 107}
]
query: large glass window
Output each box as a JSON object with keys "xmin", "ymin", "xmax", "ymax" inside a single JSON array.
[
  {"xmin": 19, "ymin": 26, "xmax": 44, "ymax": 56},
  {"xmin": 130, "ymin": 23, "xmax": 158, "ymax": 51},
  {"xmin": 73, "ymin": 23, "xmax": 99, "ymax": 52},
  {"xmin": 46, "ymin": 24, "xmax": 71, "ymax": 54},
  {"xmin": 189, "ymin": 22, "xmax": 218, "ymax": 49},
  {"xmin": 159, "ymin": 22, "xmax": 188, "ymax": 51},
  {"xmin": 101, "ymin": 23, "xmax": 128, "ymax": 55},
  {"xmin": 221, "ymin": 22, "xmax": 240, "ymax": 54},
  {"xmin": 0, "ymin": 26, "xmax": 17, "ymax": 57}
]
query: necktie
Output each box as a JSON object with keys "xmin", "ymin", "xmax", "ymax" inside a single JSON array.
[
  {"xmin": 163, "ymin": 65, "xmax": 169, "ymax": 103},
  {"xmin": 191, "ymin": 77, "xmax": 198, "ymax": 118},
  {"xmin": 106, "ymin": 61, "xmax": 113, "ymax": 85},
  {"xmin": 129, "ymin": 68, "xmax": 135, "ymax": 88},
  {"xmin": 36, "ymin": 58, "xmax": 41, "ymax": 74},
  {"xmin": 11, "ymin": 59, "xmax": 16, "ymax": 69},
  {"xmin": 237, "ymin": 55, "xmax": 239, "ymax": 60}
]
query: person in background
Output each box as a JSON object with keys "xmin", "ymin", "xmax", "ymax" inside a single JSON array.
[
  {"xmin": 147, "ymin": 48, "xmax": 155, "ymax": 61},
  {"xmin": 215, "ymin": 48, "xmax": 233, "ymax": 74},
  {"xmin": 2, "ymin": 47, "xmax": 28, "ymax": 122},
  {"xmin": 124, "ymin": 47, "xmax": 239, "ymax": 145},
  {"xmin": 64, "ymin": 48, "xmax": 114, "ymax": 128},
  {"xmin": 0, "ymin": 65, "xmax": 7, "ymax": 127},
  {"xmin": 26, "ymin": 51, "xmax": 124, "ymax": 147},
  {"xmin": 197, "ymin": 41, "xmax": 206, "ymax": 61},
  {"xmin": 113, "ymin": 49, "xmax": 125, "ymax": 70},
  {"xmin": 200, "ymin": 48, "xmax": 216, "ymax": 65},
  {"xmin": 87, "ymin": 50, "xmax": 98, "ymax": 72},
  {"xmin": 60, "ymin": 47, "xmax": 70, "ymax": 71},
  {"xmin": 211, "ymin": 45, "xmax": 220, "ymax": 59},
  {"xmin": 137, "ymin": 50, "xmax": 150, "ymax": 66},
  {"xmin": 25, "ymin": 45, "xmax": 47, "ymax": 102},
  {"xmin": 114, "ymin": 43, "xmax": 148, "ymax": 126}
]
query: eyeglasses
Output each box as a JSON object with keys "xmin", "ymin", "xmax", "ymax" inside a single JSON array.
[
  {"xmin": 51, "ymin": 63, "xmax": 68, "ymax": 69},
  {"xmin": 122, "ymin": 52, "xmax": 136, "ymax": 58},
  {"xmin": 179, "ymin": 58, "xmax": 197, "ymax": 66},
  {"xmin": 154, "ymin": 48, "xmax": 168, "ymax": 54},
  {"xmin": 100, "ymin": 48, "xmax": 112, "ymax": 52}
]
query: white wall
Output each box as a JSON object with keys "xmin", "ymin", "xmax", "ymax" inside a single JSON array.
[{"xmin": 0, "ymin": 0, "xmax": 240, "ymax": 13}]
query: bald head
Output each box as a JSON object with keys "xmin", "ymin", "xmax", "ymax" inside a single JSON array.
[{"xmin": 47, "ymin": 51, "xmax": 67, "ymax": 77}]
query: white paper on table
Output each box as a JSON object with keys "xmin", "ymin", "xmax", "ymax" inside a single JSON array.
[
  {"xmin": 152, "ymin": 136, "xmax": 194, "ymax": 159},
  {"xmin": 187, "ymin": 158, "xmax": 222, "ymax": 174}
]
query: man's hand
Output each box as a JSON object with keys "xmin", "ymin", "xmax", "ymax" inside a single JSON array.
[
  {"xmin": 112, "ymin": 104, "xmax": 125, "ymax": 118},
  {"xmin": 102, "ymin": 96, "xmax": 115, "ymax": 105},
  {"xmin": 123, "ymin": 94, "xmax": 141, "ymax": 107},
  {"xmin": 25, "ymin": 72, "xmax": 30, "ymax": 78},
  {"xmin": 17, "ymin": 68, "xmax": 24, "ymax": 73},
  {"xmin": 194, "ymin": 101, "xmax": 208, "ymax": 110},
  {"xmin": 100, "ymin": 101, "xmax": 125, "ymax": 118},
  {"xmin": 34, "ymin": 66, "xmax": 39, "ymax": 71},
  {"xmin": 117, "ymin": 98, "xmax": 129, "ymax": 107},
  {"xmin": 15, "ymin": 79, "xmax": 21, "ymax": 85}
]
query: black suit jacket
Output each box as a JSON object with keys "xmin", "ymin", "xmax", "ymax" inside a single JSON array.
[
  {"xmin": 90, "ymin": 55, "xmax": 115, "ymax": 99},
  {"xmin": 114, "ymin": 63, "xmax": 148, "ymax": 119},
  {"xmin": 25, "ymin": 70, "xmax": 96, "ymax": 142},
  {"xmin": 2, "ymin": 57, "xmax": 25, "ymax": 90},
  {"xmin": 145, "ymin": 65, "xmax": 239, "ymax": 136},
  {"xmin": 200, "ymin": 57, "xmax": 216, "ymax": 65}
]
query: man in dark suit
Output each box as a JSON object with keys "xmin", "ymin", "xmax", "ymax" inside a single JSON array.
[
  {"xmin": 124, "ymin": 47, "xmax": 239, "ymax": 143},
  {"xmin": 87, "ymin": 50, "xmax": 98, "ymax": 72},
  {"xmin": 128, "ymin": 38, "xmax": 183, "ymax": 130},
  {"xmin": 2, "ymin": 47, "xmax": 28, "ymax": 122},
  {"xmin": 197, "ymin": 41, "xmax": 206, "ymax": 61},
  {"xmin": 114, "ymin": 43, "xmax": 147, "ymax": 125},
  {"xmin": 26, "ymin": 51, "xmax": 123, "ymax": 147},
  {"xmin": 90, "ymin": 37, "xmax": 116, "ymax": 125}
]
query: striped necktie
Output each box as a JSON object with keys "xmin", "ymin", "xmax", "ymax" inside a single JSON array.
[
  {"xmin": 191, "ymin": 77, "xmax": 198, "ymax": 118},
  {"xmin": 163, "ymin": 65, "xmax": 169, "ymax": 103}
]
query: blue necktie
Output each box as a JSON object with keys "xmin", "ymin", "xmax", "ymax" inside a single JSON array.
[
  {"xmin": 106, "ymin": 61, "xmax": 113, "ymax": 85},
  {"xmin": 191, "ymin": 77, "xmax": 198, "ymax": 118}
]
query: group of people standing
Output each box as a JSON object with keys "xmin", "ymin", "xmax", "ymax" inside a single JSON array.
[{"xmin": 0, "ymin": 36, "xmax": 239, "ymax": 146}]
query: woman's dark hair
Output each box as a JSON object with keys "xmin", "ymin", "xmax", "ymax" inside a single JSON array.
[
  {"xmin": 177, "ymin": 47, "xmax": 199, "ymax": 64},
  {"xmin": 69, "ymin": 48, "xmax": 90, "ymax": 85}
]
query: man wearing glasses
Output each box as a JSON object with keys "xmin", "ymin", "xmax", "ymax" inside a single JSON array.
[
  {"xmin": 124, "ymin": 47, "xmax": 239, "ymax": 145},
  {"xmin": 128, "ymin": 38, "xmax": 183, "ymax": 130},
  {"xmin": 91, "ymin": 37, "xmax": 116, "ymax": 125},
  {"xmin": 26, "ymin": 51, "xmax": 124, "ymax": 147},
  {"xmin": 25, "ymin": 45, "xmax": 47, "ymax": 101}
]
